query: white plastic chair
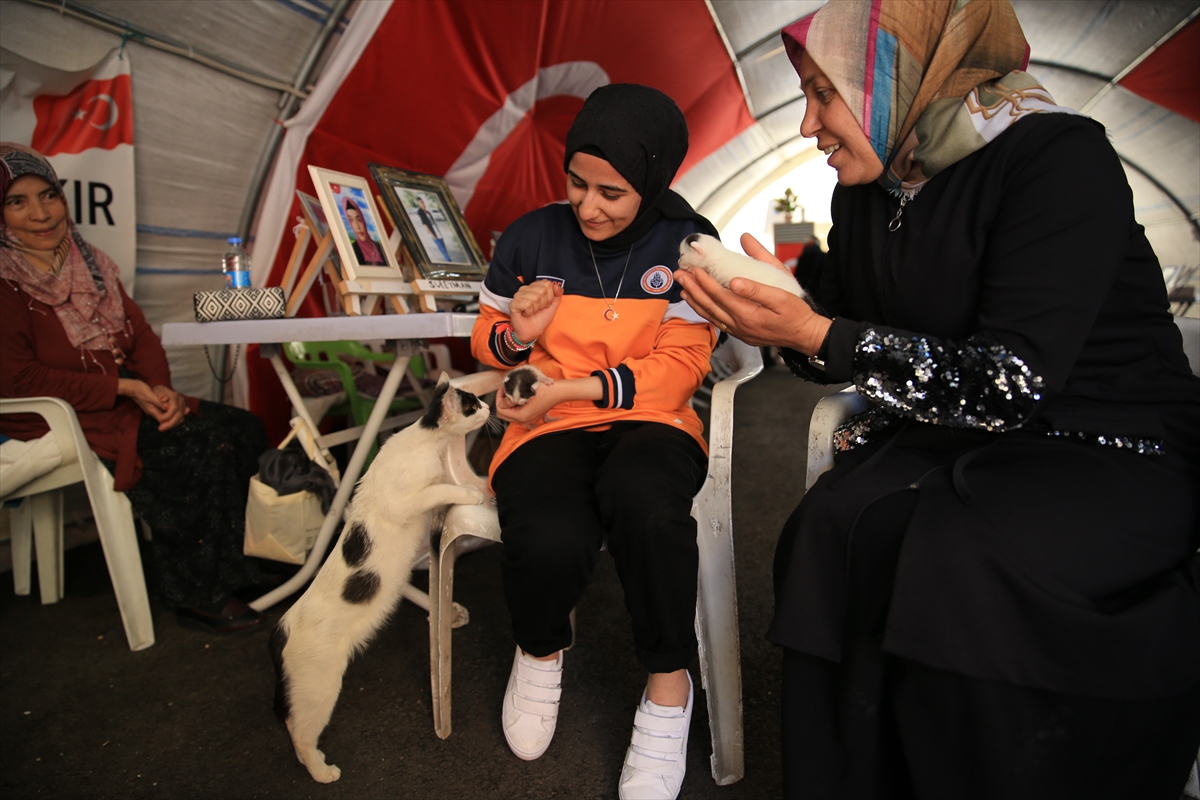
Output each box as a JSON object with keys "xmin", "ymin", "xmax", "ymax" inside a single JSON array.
[
  {"xmin": 0, "ymin": 397, "xmax": 155, "ymax": 651},
  {"xmin": 429, "ymin": 337, "xmax": 763, "ymax": 786},
  {"xmin": 806, "ymin": 386, "xmax": 872, "ymax": 491}
]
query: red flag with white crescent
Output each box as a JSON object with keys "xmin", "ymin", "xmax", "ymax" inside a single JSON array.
[
  {"xmin": 32, "ymin": 73, "xmax": 134, "ymax": 156},
  {"xmin": 273, "ymin": 0, "xmax": 752, "ymax": 287}
]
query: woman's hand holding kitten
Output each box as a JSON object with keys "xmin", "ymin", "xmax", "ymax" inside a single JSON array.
[
  {"xmin": 495, "ymin": 364, "xmax": 605, "ymax": 430},
  {"xmin": 496, "ymin": 379, "xmax": 563, "ymax": 428},
  {"xmin": 675, "ymin": 232, "xmax": 831, "ymax": 356}
]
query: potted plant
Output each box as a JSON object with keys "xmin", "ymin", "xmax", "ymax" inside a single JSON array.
[{"xmin": 773, "ymin": 188, "xmax": 800, "ymax": 223}]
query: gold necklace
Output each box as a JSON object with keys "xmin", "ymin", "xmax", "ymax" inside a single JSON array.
[{"xmin": 588, "ymin": 242, "xmax": 634, "ymax": 321}]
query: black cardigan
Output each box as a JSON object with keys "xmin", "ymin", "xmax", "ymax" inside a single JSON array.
[{"xmin": 769, "ymin": 114, "xmax": 1200, "ymax": 699}]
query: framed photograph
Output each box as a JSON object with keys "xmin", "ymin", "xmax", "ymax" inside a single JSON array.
[
  {"xmin": 296, "ymin": 189, "xmax": 331, "ymax": 239},
  {"xmin": 295, "ymin": 189, "xmax": 342, "ymax": 276},
  {"xmin": 307, "ymin": 166, "xmax": 405, "ymax": 284},
  {"xmin": 368, "ymin": 164, "xmax": 488, "ymax": 282}
]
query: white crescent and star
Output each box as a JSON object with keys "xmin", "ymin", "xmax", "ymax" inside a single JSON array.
[
  {"xmin": 444, "ymin": 62, "xmax": 610, "ymax": 214},
  {"xmin": 73, "ymin": 94, "xmax": 119, "ymax": 130}
]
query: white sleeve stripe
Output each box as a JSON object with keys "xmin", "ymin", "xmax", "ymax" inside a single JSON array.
[
  {"xmin": 609, "ymin": 367, "xmax": 623, "ymax": 409},
  {"xmin": 479, "ymin": 284, "xmax": 512, "ymax": 314},
  {"xmin": 663, "ymin": 300, "xmax": 708, "ymax": 325}
]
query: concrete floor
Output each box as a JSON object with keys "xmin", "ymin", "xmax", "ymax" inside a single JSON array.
[{"xmin": 0, "ymin": 367, "xmax": 840, "ymax": 800}]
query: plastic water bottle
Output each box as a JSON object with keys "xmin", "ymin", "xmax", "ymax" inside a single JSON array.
[{"xmin": 222, "ymin": 237, "xmax": 251, "ymax": 289}]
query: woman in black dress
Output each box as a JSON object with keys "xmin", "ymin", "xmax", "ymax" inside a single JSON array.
[{"xmin": 675, "ymin": 1, "xmax": 1200, "ymax": 796}]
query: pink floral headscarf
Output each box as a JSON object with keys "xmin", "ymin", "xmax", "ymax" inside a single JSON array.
[{"xmin": 0, "ymin": 143, "xmax": 127, "ymax": 350}]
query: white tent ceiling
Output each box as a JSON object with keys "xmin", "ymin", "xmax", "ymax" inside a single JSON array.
[
  {"xmin": 1, "ymin": 0, "xmax": 1197, "ymax": 400},
  {"xmin": 681, "ymin": 0, "xmax": 1200, "ymax": 269}
]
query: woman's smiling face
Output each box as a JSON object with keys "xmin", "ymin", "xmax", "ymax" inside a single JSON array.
[
  {"xmin": 798, "ymin": 51, "xmax": 884, "ymax": 186},
  {"xmin": 3, "ymin": 175, "xmax": 69, "ymax": 251},
  {"xmin": 566, "ymin": 152, "xmax": 642, "ymax": 242}
]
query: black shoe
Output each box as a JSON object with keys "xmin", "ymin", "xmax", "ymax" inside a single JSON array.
[{"xmin": 176, "ymin": 598, "xmax": 264, "ymax": 634}]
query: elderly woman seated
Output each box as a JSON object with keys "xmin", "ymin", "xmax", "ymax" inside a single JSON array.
[{"xmin": 1, "ymin": 143, "xmax": 267, "ymax": 634}]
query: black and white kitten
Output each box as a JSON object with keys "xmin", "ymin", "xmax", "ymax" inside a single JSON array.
[
  {"xmin": 269, "ymin": 374, "xmax": 490, "ymax": 783},
  {"xmin": 502, "ymin": 363, "xmax": 553, "ymax": 406}
]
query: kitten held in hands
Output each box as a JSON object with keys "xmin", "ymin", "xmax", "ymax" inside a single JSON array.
[
  {"xmin": 503, "ymin": 364, "xmax": 553, "ymax": 406},
  {"xmin": 678, "ymin": 233, "xmax": 809, "ymax": 300}
]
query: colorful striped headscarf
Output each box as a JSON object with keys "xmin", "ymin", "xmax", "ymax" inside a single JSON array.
[{"xmin": 782, "ymin": 0, "xmax": 1073, "ymax": 194}]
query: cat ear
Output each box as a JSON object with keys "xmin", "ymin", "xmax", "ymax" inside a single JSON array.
[{"xmin": 439, "ymin": 374, "xmax": 460, "ymax": 416}]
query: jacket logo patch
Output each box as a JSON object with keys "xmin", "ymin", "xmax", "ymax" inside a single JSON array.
[
  {"xmin": 640, "ymin": 266, "xmax": 673, "ymax": 295},
  {"xmin": 536, "ymin": 275, "xmax": 565, "ymax": 288}
]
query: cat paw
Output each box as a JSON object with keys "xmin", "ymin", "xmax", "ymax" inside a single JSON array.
[
  {"xmin": 465, "ymin": 488, "xmax": 487, "ymax": 505},
  {"xmin": 309, "ymin": 763, "xmax": 341, "ymax": 783},
  {"xmin": 298, "ymin": 748, "xmax": 341, "ymax": 783}
]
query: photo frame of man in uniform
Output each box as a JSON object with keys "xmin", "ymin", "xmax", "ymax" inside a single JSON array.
[
  {"xmin": 308, "ymin": 166, "xmax": 405, "ymax": 284},
  {"xmin": 368, "ymin": 164, "xmax": 488, "ymax": 282}
]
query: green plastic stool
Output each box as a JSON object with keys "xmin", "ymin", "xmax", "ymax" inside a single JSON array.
[{"xmin": 285, "ymin": 340, "xmax": 428, "ymax": 467}]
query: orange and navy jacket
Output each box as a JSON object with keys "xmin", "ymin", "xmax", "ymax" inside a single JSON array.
[{"xmin": 471, "ymin": 204, "xmax": 716, "ymax": 481}]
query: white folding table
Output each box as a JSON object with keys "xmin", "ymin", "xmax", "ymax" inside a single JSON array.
[{"xmin": 160, "ymin": 313, "xmax": 478, "ymax": 611}]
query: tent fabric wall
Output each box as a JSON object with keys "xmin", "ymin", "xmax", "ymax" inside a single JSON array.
[{"xmin": 0, "ymin": 0, "xmax": 341, "ymax": 401}]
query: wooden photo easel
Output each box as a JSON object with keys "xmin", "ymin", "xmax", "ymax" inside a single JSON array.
[{"xmin": 280, "ymin": 217, "xmax": 414, "ymax": 317}]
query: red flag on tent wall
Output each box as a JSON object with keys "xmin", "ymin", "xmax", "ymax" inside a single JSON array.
[
  {"xmin": 1119, "ymin": 16, "xmax": 1200, "ymax": 124},
  {"xmin": 31, "ymin": 72, "xmax": 134, "ymax": 156},
  {"xmin": 0, "ymin": 47, "xmax": 138, "ymax": 288},
  {"xmin": 249, "ymin": 0, "xmax": 754, "ymax": 441}
]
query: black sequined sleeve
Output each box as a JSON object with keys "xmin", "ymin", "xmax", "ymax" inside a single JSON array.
[{"xmin": 853, "ymin": 328, "xmax": 1045, "ymax": 431}]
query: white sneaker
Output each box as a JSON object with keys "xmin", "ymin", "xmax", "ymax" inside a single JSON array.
[
  {"xmin": 618, "ymin": 672, "xmax": 693, "ymax": 800},
  {"xmin": 501, "ymin": 647, "xmax": 563, "ymax": 760}
]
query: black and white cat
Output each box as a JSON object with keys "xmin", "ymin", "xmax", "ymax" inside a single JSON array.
[
  {"xmin": 677, "ymin": 232, "xmax": 810, "ymax": 300},
  {"xmin": 269, "ymin": 374, "xmax": 491, "ymax": 783}
]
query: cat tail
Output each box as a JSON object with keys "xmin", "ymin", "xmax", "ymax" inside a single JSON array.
[{"xmin": 269, "ymin": 622, "xmax": 291, "ymax": 724}]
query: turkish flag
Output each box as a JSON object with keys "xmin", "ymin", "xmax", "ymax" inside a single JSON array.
[
  {"xmin": 32, "ymin": 74, "xmax": 134, "ymax": 156},
  {"xmin": 296, "ymin": 0, "xmax": 752, "ymax": 259}
]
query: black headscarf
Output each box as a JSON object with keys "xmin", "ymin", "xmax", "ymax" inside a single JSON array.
[{"xmin": 563, "ymin": 84, "xmax": 717, "ymax": 249}]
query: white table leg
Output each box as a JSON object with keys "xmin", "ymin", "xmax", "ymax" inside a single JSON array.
[
  {"xmin": 250, "ymin": 349, "xmax": 413, "ymax": 612},
  {"xmin": 267, "ymin": 354, "xmax": 339, "ymax": 477}
]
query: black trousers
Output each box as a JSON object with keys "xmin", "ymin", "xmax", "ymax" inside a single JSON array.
[
  {"xmin": 780, "ymin": 491, "xmax": 1200, "ymax": 799},
  {"xmin": 103, "ymin": 401, "xmax": 265, "ymax": 607},
  {"xmin": 493, "ymin": 422, "xmax": 708, "ymax": 673}
]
